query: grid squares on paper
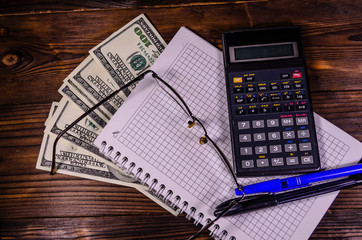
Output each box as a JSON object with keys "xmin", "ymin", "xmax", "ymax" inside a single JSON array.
[
  {"xmin": 120, "ymin": 43, "xmax": 235, "ymax": 206},
  {"xmin": 315, "ymin": 125, "xmax": 349, "ymax": 168},
  {"xmin": 117, "ymin": 42, "xmax": 351, "ymax": 239}
]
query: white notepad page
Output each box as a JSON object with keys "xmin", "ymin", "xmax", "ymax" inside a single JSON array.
[{"xmin": 94, "ymin": 27, "xmax": 362, "ymax": 240}]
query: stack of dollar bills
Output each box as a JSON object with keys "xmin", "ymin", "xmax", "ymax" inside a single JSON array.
[{"xmin": 36, "ymin": 14, "xmax": 178, "ymax": 215}]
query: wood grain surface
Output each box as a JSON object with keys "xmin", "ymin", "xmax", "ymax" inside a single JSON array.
[{"xmin": 1, "ymin": 0, "xmax": 361, "ymax": 239}]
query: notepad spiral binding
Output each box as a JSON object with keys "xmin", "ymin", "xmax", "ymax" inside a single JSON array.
[{"xmin": 99, "ymin": 141, "xmax": 236, "ymax": 240}]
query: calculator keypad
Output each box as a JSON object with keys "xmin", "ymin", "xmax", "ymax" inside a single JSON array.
[{"xmin": 228, "ymin": 67, "xmax": 320, "ymax": 176}]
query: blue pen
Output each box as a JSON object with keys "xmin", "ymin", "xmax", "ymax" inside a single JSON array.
[{"xmin": 235, "ymin": 163, "xmax": 362, "ymax": 195}]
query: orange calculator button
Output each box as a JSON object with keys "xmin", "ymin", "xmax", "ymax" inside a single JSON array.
[{"xmin": 233, "ymin": 77, "xmax": 243, "ymax": 83}]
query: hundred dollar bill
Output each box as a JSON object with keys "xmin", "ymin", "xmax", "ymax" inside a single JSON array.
[
  {"xmin": 39, "ymin": 15, "xmax": 178, "ymax": 215},
  {"xmin": 45, "ymin": 99, "xmax": 133, "ymax": 176},
  {"xmin": 59, "ymin": 80, "xmax": 112, "ymax": 121},
  {"xmin": 89, "ymin": 14, "xmax": 166, "ymax": 97},
  {"xmin": 45, "ymin": 98, "xmax": 105, "ymax": 155},
  {"xmin": 63, "ymin": 56, "xmax": 126, "ymax": 118},
  {"xmin": 41, "ymin": 99, "xmax": 134, "ymax": 182},
  {"xmin": 37, "ymin": 132, "xmax": 137, "ymax": 183},
  {"xmin": 36, "ymin": 132, "xmax": 178, "ymax": 216},
  {"xmin": 40, "ymin": 101, "xmax": 179, "ymax": 215},
  {"xmin": 58, "ymin": 79, "xmax": 112, "ymax": 122}
]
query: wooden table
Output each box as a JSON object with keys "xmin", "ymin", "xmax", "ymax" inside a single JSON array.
[{"xmin": 1, "ymin": 1, "xmax": 361, "ymax": 239}]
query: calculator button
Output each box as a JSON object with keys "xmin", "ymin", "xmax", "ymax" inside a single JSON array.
[
  {"xmin": 268, "ymin": 132, "xmax": 280, "ymax": 140},
  {"xmin": 284, "ymin": 105, "xmax": 294, "ymax": 111},
  {"xmin": 256, "ymin": 159, "xmax": 269, "ymax": 167},
  {"xmin": 247, "ymin": 97, "xmax": 257, "ymax": 103},
  {"xmin": 248, "ymin": 108, "xmax": 258, "ymax": 114},
  {"xmin": 282, "ymin": 84, "xmax": 292, "ymax": 90},
  {"xmin": 246, "ymin": 86, "xmax": 256, "ymax": 92},
  {"xmin": 245, "ymin": 76, "xmax": 255, "ymax": 82},
  {"xmin": 238, "ymin": 121, "xmax": 250, "ymax": 129},
  {"xmin": 296, "ymin": 117, "xmax": 308, "ymax": 125},
  {"xmin": 286, "ymin": 157, "xmax": 299, "ymax": 165},
  {"xmin": 270, "ymin": 85, "xmax": 279, "ymax": 91},
  {"xmin": 297, "ymin": 130, "xmax": 310, "ymax": 138},
  {"xmin": 267, "ymin": 119, "xmax": 279, "ymax": 127},
  {"xmin": 271, "ymin": 158, "xmax": 284, "ymax": 166},
  {"xmin": 283, "ymin": 131, "xmax": 295, "ymax": 139},
  {"xmin": 235, "ymin": 98, "xmax": 245, "ymax": 104},
  {"xmin": 259, "ymin": 96, "xmax": 269, "ymax": 102},
  {"xmin": 259, "ymin": 107, "xmax": 271, "ymax": 113},
  {"xmin": 253, "ymin": 133, "xmax": 266, "ymax": 141},
  {"xmin": 272, "ymin": 106, "xmax": 282, "ymax": 112},
  {"xmin": 240, "ymin": 147, "xmax": 253, "ymax": 155},
  {"xmin": 281, "ymin": 118, "xmax": 293, "ymax": 126},
  {"xmin": 255, "ymin": 146, "xmax": 268, "ymax": 154},
  {"xmin": 280, "ymin": 73, "xmax": 290, "ymax": 79},
  {"xmin": 241, "ymin": 160, "xmax": 254, "ymax": 168},
  {"xmin": 252, "ymin": 120, "xmax": 264, "ymax": 128},
  {"xmin": 271, "ymin": 95, "xmax": 282, "ymax": 101},
  {"xmin": 285, "ymin": 144, "xmax": 297, "ymax": 152},
  {"xmin": 294, "ymin": 83, "xmax": 303, "ymax": 89},
  {"xmin": 301, "ymin": 156, "xmax": 314, "ymax": 164},
  {"xmin": 234, "ymin": 87, "xmax": 243, "ymax": 93},
  {"xmin": 299, "ymin": 142, "xmax": 312, "ymax": 151},
  {"xmin": 236, "ymin": 109, "xmax": 246, "ymax": 115},
  {"xmin": 270, "ymin": 145, "xmax": 282, "ymax": 153},
  {"xmin": 283, "ymin": 94, "xmax": 293, "ymax": 100},
  {"xmin": 239, "ymin": 134, "xmax": 251, "ymax": 142},
  {"xmin": 296, "ymin": 104, "xmax": 307, "ymax": 110},
  {"xmin": 258, "ymin": 86, "xmax": 268, "ymax": 91},
  {"xmin": 292, "ymin": 72, "xmax": 302, "ymax": 78},
  {"xmin": 295, "ymin": 94, "xmax": 305, "ymax": 99},
  {"xmin": 233, "ymin": 77, "xmax": 243, "ymax": 83}
]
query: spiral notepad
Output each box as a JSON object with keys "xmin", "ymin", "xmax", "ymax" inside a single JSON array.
[{"xmin": 94, "ymin": 27, "xmax": 362, "ymax": 239}]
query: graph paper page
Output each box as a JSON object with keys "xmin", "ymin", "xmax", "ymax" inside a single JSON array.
[{"xmin": 94, "ymin": 27, "xmax": 362, "ymax": 240}]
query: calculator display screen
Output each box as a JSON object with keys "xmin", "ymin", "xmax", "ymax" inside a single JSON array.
[{"xmin": 229, "ymin": 42, "xmax": 298, "ymax": 63}]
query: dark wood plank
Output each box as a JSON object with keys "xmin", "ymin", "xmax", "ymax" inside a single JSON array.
[
  {"xmin": 0, "ymin": 215, "xmax": 210, "ymax": 240},
  {"xmin": 0, "ymin": 0, "xmax": 265, "ymax": 15},
  {"xmin": 311, "ymin": 91, "xmax": 362, "ymax": 140}
]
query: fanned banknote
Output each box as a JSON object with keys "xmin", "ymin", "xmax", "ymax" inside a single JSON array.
[
  {"xmin": 36, "ymin": 14, "xmax": 178, "ymax": 215},
  {"xmin": 37, "ymin": 131, "xmax": 137, "ymax": 184},
  {"xmin": 89, "ymin": 13, "xmax": 166, "ymax": 97},
  {"xmin": 38, "ymin": 104, "xmax": 177, "ymax": 215},
  {"xmin": 64, "ymin": 56, "xmax": 125, "ymax": 117}
]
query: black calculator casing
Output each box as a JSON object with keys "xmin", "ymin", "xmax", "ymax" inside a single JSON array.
[{"xmin": 222, "ymin": 27, "xmax": 320, "ymax": 177}]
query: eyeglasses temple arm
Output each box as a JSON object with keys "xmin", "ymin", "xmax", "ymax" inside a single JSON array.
[
  {"xmin": 151, "ymin": 72, "xmax": 195, "ymax": 121},
  {"xmin": 205, "ymin": 134, "xmax": 244, "ymax": 193}
]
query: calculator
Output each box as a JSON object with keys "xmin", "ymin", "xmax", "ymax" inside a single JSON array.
[{"xmin": 222, "ymin": 27, "xmax": 320, "ymax": 177}]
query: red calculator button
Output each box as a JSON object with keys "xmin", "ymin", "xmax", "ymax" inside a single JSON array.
[{"xmin": 292, "ymin": 72, "xmax": 302, "ymax": 78}]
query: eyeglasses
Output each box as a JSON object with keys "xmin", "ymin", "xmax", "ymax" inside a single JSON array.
[{"xmin": 51, "ymin": 69, "xmax": 246, "ymax": 238}]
